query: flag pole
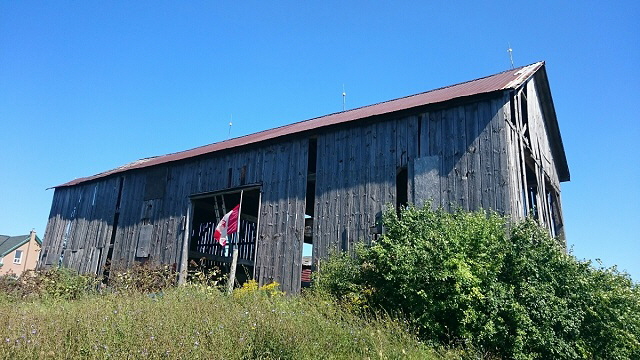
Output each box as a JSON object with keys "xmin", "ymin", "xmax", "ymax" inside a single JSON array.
[{"xmin": 227, "ymin": 190, "xmax": 244, "ymax": 294}]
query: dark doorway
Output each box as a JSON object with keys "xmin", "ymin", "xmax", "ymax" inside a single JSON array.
[
  {"xmin": 302, "ymin": 138, "xmax": 317, "ymax": 288},
  {"xmin": 189, "ymin": 186, "xmax": 261, "ymax": 286},
  {"xmin": 396, "ymin": 166, "xmax": 408, "ymax": 213}
]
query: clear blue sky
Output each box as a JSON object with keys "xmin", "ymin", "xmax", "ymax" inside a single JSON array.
[{"xmin": 1, "ymin": 1, "xmax": 638, "ymax": 280}]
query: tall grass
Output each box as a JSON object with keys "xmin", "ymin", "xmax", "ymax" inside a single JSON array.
[{"xmin": 0, "ymin": 280, "xmax": 440, "ymax": 359}]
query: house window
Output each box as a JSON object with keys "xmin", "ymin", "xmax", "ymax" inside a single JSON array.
[{"xmin": 13, "ymin": 250, "xmax": 23, "ymax": 264}]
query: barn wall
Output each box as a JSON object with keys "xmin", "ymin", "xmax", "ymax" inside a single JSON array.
[
  {"xmin": 42, "ymin": 138, "xmax": 309, "ymax": 293},
  {"xmin": 505, "ymin": 79, "xmax": 565, "ymax": 239},
  {"xmin": 43, "ymin": 90, "xmax": 558, "ymax": 294},
  {"xmin": 40, "ymin": 177, "xmax": 120, "ymax": 273},
  {"xmin": 312, "ymin": 94, "xmax": 513, "ymax": 261},
  {"xmin": 313, "ymin": 118, "xmax": 405, "ymax": 260},
  {"xmin": 256, "ymin": 140, "xmax": 308, "ymax": 292},
  {"xmin": 414, "ymin": 96, "xmax": 511, "ymax": 214}
]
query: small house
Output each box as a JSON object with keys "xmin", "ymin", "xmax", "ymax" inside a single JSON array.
[{"xmin": 0, "ymin": 231, "xmax": 42, "ymax": 277}]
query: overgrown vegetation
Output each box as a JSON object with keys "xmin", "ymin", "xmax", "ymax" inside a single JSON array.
[
  {"xmin": 0, "ymin": 266, "xmax": 438, "ymax": 359},
  {"xmin": 3, "ymin": 206, "xmax": 638, "ymax": 359},
  {"xmin": 0, "ymin": 267, "xmax": 99, "ymax": 301},
  {"xmin": 314, "ymin": 206, "xmax": 640, "ymax": 360}
]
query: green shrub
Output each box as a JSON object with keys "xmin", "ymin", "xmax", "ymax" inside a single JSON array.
[
  {"xmin": 315, "ymin": 206, "xmax": 640, "ymax": 359},
  {"xmin": 0, "ymin": 267, "xmax": 98, "ymax": 301},
  {"xmin": 311, "ymin": 250, "xmax": 371, "ymax": 311},
  {"xmin": 574, "ymin": 263, "xmax": 640, "ymax": 359}
]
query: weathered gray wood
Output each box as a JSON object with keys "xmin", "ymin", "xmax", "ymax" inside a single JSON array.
[
  {"xmin": 407, "ymin": 115, "xmax": 419, "ymax": 159},
  {"xmin": 275, "ymin": 143, "xmax": 289, "ymax": 287},
  {"xmin": 430, "ymin": 111, "xmax": 443, "ymax": 206},
  {"xmin": 406, "ymin": 115, "xmax": 419, "ymax": 205},
  {"xmin": 397, "ymin": 117, "xmax": 408, "ymax": 167},
  {"xmin": 356, "ymin": 124, "xmax": 365, "ymax": 245},
  {"xmin": 455, "ymin": 105, "xmax": 468, "ymax": 210},
  {"xmin": 40, "ymin": 189, "xmax": 64, "ymax": 267},
  {"xmin": 386, "ymin": 120, "xmax": 397, "ymax": 204},
  {"xmin": 504, "ymin": 97, "xmax": 523, "ymax": 220},
  {"xmin": 490, "ymin": 98, "xmax": 505, "ymax": 213},
  {"xmin": 413, "ymin": 156, "xmax": 442, "ymax": 209},
  {"xmin": 419, "ymin": 112, "xmax": 429, "ymax": 158},
  {"xmin": 42, "ymin": 85, "xmax": 568, "ymax": 292},
  {"xmin": 227, "ymin": 244, "xmax": 239, "ymax": 293},
  {"xmin": 258, "ymin": 146, "xmax": 275, "ymax": 285},
  {"xmin": 136, "ymin": 224, "xmax": 153, "ymax": 258},
  {"xmin": 465, "ymin": 103, "xmax": 481, "ymax": 211},
  {"xmin": 442, "ymin": 108, "xmax": 456, "ymax": 210},
  {"xmin": 252, "ymin": 191, "xmax": 262, "ymax": 280},
  {"xmin": 477, "ymin": 100, "xmax": 494, "ymax": 211},
  {"xmin": 89, "ymin": 248, "xmax": 101, "ymax": 275},
  {"xmin": 178, "ymin": 202, "xmax": 193, "ymax": 285},
  {"xmin": 514, "ymin": 91, "xmax": 530, "ymax": 215},
  {"xmin": 189, "ymin": 250, "xmax": 253, "ymax": 267}
]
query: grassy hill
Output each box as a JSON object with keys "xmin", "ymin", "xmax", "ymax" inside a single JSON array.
[{"xmin": 0, "ymin": 278, "xmax": 449, "ymax": 359}]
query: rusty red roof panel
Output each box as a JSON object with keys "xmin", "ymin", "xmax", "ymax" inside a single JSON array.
[{"xmin": 56, "ymin": 62, "xmax": 543, "ymax": 188}]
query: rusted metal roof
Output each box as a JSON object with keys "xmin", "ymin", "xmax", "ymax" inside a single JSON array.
[{"xmin": 56, "ymin": 62, "xmax": 544, "ymax": 188}]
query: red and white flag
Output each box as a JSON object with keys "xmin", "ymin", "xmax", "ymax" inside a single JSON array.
[{"xmin": 214, "ymin": 204, "xmax": 240, "ymax": 247}]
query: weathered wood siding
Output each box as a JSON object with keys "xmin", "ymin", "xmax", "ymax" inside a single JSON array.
[
  {"xmin": 42, "ymin": 139, "xmax": 309, "ymax": 293},
  {"xmin": 41, "ymin": 87, "xmax": 564, "ymax": 294},
  {"xmin": 505, "ymin": 78, "xmax": 564, "ymax": 238},
  {"xmin": 312, "ymin": 95, "xmax": 513, "ymax": 260},
  {"xmin": 313, "ymin": 119, "xmax": 406, "ymax": 259},
  {"xmin": 41, "ymin": 178, "xmax": 120, "ymax": 274},
  {"xmin": 255, "ymin": 140, "xmax": 308, "ymax": 292}
]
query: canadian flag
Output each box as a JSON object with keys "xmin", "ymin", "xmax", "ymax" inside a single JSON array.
[{"xmin": 214, "ymin": 204, "xmax": 240, "ymax": 247}]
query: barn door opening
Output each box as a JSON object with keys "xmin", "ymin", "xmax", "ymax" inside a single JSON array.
[
  {"xmin": 102, "ymin": 176, "xmax": 124, "ymax": 280},
  {"xmin": 302, "ymin": 138, "xmax": 317, "ymax": 288},
  {"xmin": 188, "ymin": 186, "xmax": 261, "ymax": 286},
  {"xmin": 396, "ymin": 166, "xmax": 408, "ymax": 213}
]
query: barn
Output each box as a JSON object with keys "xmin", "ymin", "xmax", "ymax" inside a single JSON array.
[{"xmin": 39, "ymin": 61, "xmax": 569, "ymax": 293}]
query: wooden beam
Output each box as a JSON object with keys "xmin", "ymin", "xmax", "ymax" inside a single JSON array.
[
  {"xmin": 177, "ymin": 203, "xmax": 192, "ymax": 285},
  {"xmin": 188, "ymin": 250, "xmax": 254, "ymax": 267}
]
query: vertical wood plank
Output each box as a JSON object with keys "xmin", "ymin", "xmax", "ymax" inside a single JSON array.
[{"xmin": 455, "ymin": 105, "xmax": 469, "ymax": 210}]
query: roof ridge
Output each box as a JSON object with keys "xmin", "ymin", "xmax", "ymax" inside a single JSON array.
[
  {"xmin": 54, "ymin": 62, "xmax": 544, "ymax": 188},
  {"xmin": 388, "ymin": 62, "xmax": 536, "ymax": 101},
  {"xmin": 113, "ymin": 62, "xmax": 539, "ymax": 163}
]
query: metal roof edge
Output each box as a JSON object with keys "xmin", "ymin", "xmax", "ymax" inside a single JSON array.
[
  {"xmin": 52, "ymin": 62, "xmax": 547, "ymax": 188},
  {"xmin": 501, "ymin": 61, "xmax": 544, "ymax": 90}
]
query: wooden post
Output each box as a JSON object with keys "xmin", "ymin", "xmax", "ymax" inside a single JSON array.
[
  {"xmin": 226, "ymin": 190, "xmax": 244, "ymax": 294},
  {"xmin": 177, "ymin": 203, "xmax": 192, "ymax": 285},
  {"xmin": 252, "ymin": 191, "xmax": 262, "ymax": 281},
  {"xmin": 227, "ymin": 240, "xmax": 239, "ymax": 294}
]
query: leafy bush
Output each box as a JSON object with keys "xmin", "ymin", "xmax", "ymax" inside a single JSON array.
[
  {"xmin": 311, "ymin": 250, "xmax": 371, "ymax": 311},
  {"xmin": 0, "ymin": 267, "xmax": 99, "ymax": 301},
  {"xmin": 315, "ymin": 206, "xmax": 640, "ymax": 359}
]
